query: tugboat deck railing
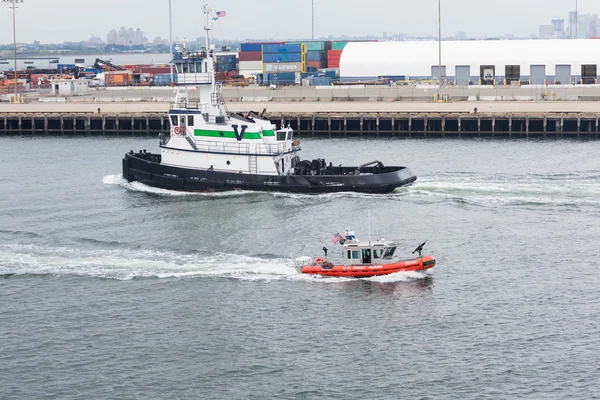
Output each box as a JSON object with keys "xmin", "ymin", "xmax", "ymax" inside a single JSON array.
[{"xmin": 190, "ymin": 140, "xmax": 289, "ymax": 156}]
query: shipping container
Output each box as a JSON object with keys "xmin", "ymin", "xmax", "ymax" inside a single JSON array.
[
  {"xmin": 307, "ymin": 60, "xmax": 324, "ymax": 69},
  {"xmin": 241, "ymin": 43, "xmax": 263, "ymax": 52},
  {"xmin": 306, "ymin": 51, "xmax": 325, "ymax": 61},
  {"xmin": 239, "ymin": 60, "xmax": 263, "ymax": 70},
  {"xmin": 238, "ymin": 51, "xmax": 262, "ymax": 62},
  {"xmin": 217, "ymin": 55, "xmax": 237, "ymax": 64},
  {"xmin": 263, "ymin": 62, "xmax": 305, "ymax": 73},
  {"xmin": 139, "ymin": 66, "xmax": 172, "ymax": 74},
  {"xmin": 216, "ymin": 63, "xmax": 237, "ymax": 72},
  {"xmin": 310, "ymin": 76, "xmax": 332, "ymax": 86},
  {"xmin": 331, "ymin": 41, "xmax": 348, "ymax": 50},
  {"xmin": 104, "ymin": 71, "xmax": 133, "ymax": 87},
  {"xmin": 306, "ymin": 66, "xmax": 317, "ymax": 73},
  {"xmin": 288, "ymin": 41, "xmax": 325, "ymax": 51},
  {"xmin": 57, "ymin": 64, "xmax": 76, "ymax": 72},
  {"xmin": 263, "ymin": 53, "xmax": 303, "ymax": 63},
  {"xmin": 263, "ymin": 43, "xmax": 303, "ymax": 54},
  {"xmin": 152, "ymin": 73, "xmax": 178, "ymax": 85},
  {"xmin": 271, "ymin": 71, "xmax": 296, "ymax": 85}
]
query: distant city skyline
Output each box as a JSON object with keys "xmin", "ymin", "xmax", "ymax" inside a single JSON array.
[{"xmin": 1, "ymin": 0, "xmax": 600, "ymax": 44}]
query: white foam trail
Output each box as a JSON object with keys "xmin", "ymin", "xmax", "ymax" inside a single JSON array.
[
  {"xmin": 102, "ymin": 174, "xmax": 255, "ymax": 198},
  {"xmin": 0, "ymin": 244, "xmax": 435, "ymax": 283},
  {"xmin": 0, "ymin": 244, "xmax": 295, "ymax": 281}
]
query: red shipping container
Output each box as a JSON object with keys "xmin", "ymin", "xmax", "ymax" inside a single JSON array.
[
  {"xmin": 327, "ymin": 50, "xmax": 343, "ymax": 59},
  {"xmin": 328, "ymin": 60, "xmax": 340, "ymax": 68},
  {"xmin": 140, "ymin": 66, "xmax": 172, "ymax": 74},
  {"xmin": 307, "ymin": 60, "xmax": 324, "ymax": 69},
  {"xmin": 238, "ymin": 51, "xmax": 262, "ymax": 62}
]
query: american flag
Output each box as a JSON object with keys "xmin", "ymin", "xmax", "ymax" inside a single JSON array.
[
  {"xmin": 216, "ymin": 10, "xmax": 226, "ymax": 18},
  {"xmin": 331, "ymin": 232, "xmax": 341, "ymax": 244}
]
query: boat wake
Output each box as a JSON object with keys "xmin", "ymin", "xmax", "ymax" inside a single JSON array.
[
  {"xmin": 0, "ymin": 244, "xmax": 432, "ymax": 283},
  {"xmin": 102, "ymin": 174, "xmax": 257, "ymax": 198},
  {"xmin": 408, "ymin": 173, "xmax": 600, "ymax": 208}
]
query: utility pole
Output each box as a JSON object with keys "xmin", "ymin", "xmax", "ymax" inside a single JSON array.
[
  {"xmin": 312, "ymin": 0, "xmax": 315, "ymax": 40},
  {"xmin": 2, "ymin": 0, "xmax": 21, "ymax": 104},
  {"xmin": 169, "ymin": 0, "xmax": 173, "ymax": 84}
]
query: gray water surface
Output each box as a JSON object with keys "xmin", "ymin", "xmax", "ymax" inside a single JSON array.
[{"xmin": 1, "ymin": 137, "xmax": 599, "ymax": 399}]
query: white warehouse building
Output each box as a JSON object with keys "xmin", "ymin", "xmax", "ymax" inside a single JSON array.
[{"xmin": 340, "ymin": 39, "xmax": 600, "ymax": 85}]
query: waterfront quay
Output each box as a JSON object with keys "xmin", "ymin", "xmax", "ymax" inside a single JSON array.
[{"xmin": 2, "ymin": 102, "xmax": 600, "ymax": 137}]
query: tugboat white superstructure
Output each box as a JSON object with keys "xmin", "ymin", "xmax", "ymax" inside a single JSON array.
[{"xmin": 122, "ymin": 5, "xmax": 417, "ymax": 193}]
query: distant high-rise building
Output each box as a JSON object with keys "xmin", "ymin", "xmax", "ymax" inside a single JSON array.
[
  {"xmin": 383, "ymin": 32, "xmax": 387, "ymax": 39},
  {"xmin": 539, "ymin": 25, "xmax": 554, "ymax": 39},
  {"xmin": 88, "ymin": 35, "xmax": 104, "ymax": 45},
  {"xmin": 578, "ymin": 13, "xmax": 598, "ymax": 38},
  {"xmin": 568, "ymin": 11, "xmax": 578, "ymax": 38},
  {"xmin": 456, "ymin": 31, "xmax": 467, "ymax": 40},
  {"xmin": 551, "ymin": 19, "xmax": 565, "ymax": 37},
  {"xmin": 107, "ymin": 29, "xmax": 118, "ymax": 44}
]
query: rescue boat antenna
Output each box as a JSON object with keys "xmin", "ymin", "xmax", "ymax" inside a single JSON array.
[{"xmin": 368, "ymin": 210, "xmax": 371, "ymax": 246}]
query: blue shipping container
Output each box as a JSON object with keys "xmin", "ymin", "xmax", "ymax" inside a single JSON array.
[
  {"xmin": 272, "ymin": 71, "xmax": 296, "ymax": 85},
  {"xmin": 306, "ymin": 51, "xmax": 324, "ymax": 61},
  {"xmin": 241, "ymin": 43, "xmax": 262, "ymax": 52},
  {"xmin": 217, "ymin": 55, "xmax": 237, "ymax": 64},
  {"xmin": 57, "ymin": 64, "xmax": 76, "ymax": 71},
  {"xmin": 263, "ymin": 53, "xmax": 302, "ymax": 63},
  {"xmin": 216, "ymin": 63, "xmax": 237, "ymax": 72},
  {"xmin": 309, "ymin": 77, "xmax": 332, "ymax": 86},
  {"xmin": 263, "ymin": 43, "xmax": 302, "ymax": 53}
]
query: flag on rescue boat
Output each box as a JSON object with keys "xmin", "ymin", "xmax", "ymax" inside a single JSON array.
[{"xmin": 331, "ymin": 232, "xmax": 341, "ymax": 244}]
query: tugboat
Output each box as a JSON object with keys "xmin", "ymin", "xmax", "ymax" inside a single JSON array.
[
  {"xmin": 122, "ymin": 5, "xmax": 417, "ymax": 194},
  {"xmin": 295, "ymin": 230, "xmax": 435, "ymax": 278}
]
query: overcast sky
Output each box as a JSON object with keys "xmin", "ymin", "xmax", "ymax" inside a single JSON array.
[{"xmin": 0, "ymin": 0, "xmax": 597, "ymax": 44}]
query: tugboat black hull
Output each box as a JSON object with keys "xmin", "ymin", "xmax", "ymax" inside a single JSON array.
[{"xmin": 123, "ymin": 153, "xmax": 417, "ymax": 194}]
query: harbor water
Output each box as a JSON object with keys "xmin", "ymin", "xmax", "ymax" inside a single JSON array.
[{"xmin": 1, "ymin": 137, "xmax": 600, "ymax": 399}]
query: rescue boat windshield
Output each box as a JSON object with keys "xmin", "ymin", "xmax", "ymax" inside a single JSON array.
[{"xmin": 383, "ymin": 246, "xmax": 397, "ymax": 258}]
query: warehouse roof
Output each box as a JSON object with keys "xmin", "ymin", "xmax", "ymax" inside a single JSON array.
[{"xmin": 340, "ymin": 39, "xmax": 600, "ymax": 77}]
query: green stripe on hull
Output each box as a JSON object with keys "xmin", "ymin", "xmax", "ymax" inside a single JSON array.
[
  {"xmin": 262, "ymin": 129, "xmax": 275, "ymax": 137},
  {"xmin": 194, "ymin": 129, "xmax": 262, "ymax": 139}
]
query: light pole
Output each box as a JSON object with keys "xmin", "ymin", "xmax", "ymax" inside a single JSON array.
[
  {"xmin": 312, "ymin": 0, "xmax": 315, "ymax": 40},
  {"xmin": 438, "ymin": 0, "xmax": 442, "ymax": 100},
  {"xmin": 2, "ymin": 0, "xmax": 22, "ymax": 104},
  {"xmin": 575, "ymin": 0, "xmax": 578, "ymax": 39},
  {"xmin": 169, "ymin": 0, "xmax": 173, "ymax": 84}
]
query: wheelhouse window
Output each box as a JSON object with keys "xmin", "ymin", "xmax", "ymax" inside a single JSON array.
[
  {"xmin": 286, "ymin": 132, "xmax": 292, "ymax": 140},
  {"xmin": 352, "ymin": 250, "xmax": 360, "ymax": 259},
  {"xmin": 189, "ymin": 63, "xmax": 196, "ymax": 73},
  {"xmin": 196, "ymin": 63, "xmax": 202, "ymax": 72},
  {"xmin": 188, "ymin": 115, "xmax": 194, "ymax": 126},
  {"xmin": 374, "ymin": 249, "xmax": 384, "ymax": 259},
  {"xmin": 277, "ymin": 131, "xmax": 286, "ymax": 141},
  {"xmin": 170, "ymin": 115, "xmax": 177, "ymax": 126},
  {"xmin": 183, "ymin": 63, "xmax": 189, "ymax": 73},
  {"xmin": 175, "ymin": 63, "xmax": 182, "ymax": 73},
  {"xmin": 383, "ymin": 247, "xmax": 396, "ymax": 258}
]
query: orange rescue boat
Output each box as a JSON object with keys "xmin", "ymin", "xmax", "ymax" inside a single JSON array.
[{"xmin": 295, "ymin": 231, "xmax": 436, "ymax": 278}]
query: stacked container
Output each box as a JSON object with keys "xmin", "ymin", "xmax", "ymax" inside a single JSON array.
[
  {"xmin": 216, "ymin": 55, "xmax": 238, "ymax": 73},
  {"xmin": 239, "ymin": 43, "xmax": 264, "ymax": 78},
  {"xmin": 262, "ymin": 43, "xmax": 306, "ymax": 74},
  {"xmin": 327, "ymin": 50, "xmax": 343, "ymax": 68}
]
